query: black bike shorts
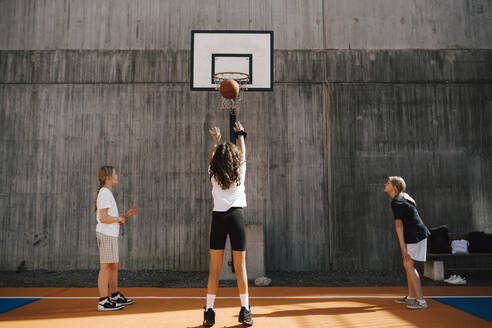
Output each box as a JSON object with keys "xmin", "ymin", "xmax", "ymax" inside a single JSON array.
[{"xmin": 210, "ymin": 207, "xmax": 246, "ymax": 251}]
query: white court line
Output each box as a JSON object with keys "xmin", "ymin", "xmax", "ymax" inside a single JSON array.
[{"xmin": 0, "ymin": 296, "xmax": 490, "ymax": 300}]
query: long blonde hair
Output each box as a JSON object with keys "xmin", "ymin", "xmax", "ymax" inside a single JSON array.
[
  {"xmin": 388, "ymin": 176, "xmax": 416, "ymax": 206},
  {"xmin": 93, "ymin": 166, "xmax": 115, "ymax": 212}
]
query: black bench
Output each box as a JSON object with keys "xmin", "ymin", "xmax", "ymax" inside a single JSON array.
[{"xmin": 424, "ymin": 233, "xmax": 492, "ymax": 281}]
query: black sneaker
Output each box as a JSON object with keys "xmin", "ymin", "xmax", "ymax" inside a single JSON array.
[
  {"xmin": 98, "ymin": 297, "xmax": 123, "ymax": 311},
  {"xmin": 110, "ymin": 292, "xmax": 134, "ymax": 306},
  {"xmin": 203, "ymin": 306, "xmax": 215, "ymax": 327},
  {"xmin": 238, "ymin": 306, "xmax": 253, "ymax": 326}
]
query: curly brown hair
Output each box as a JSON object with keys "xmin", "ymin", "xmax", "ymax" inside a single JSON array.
[{"xmin": 209, "ymin": 142, "xmax": 244, "ymax": 189}]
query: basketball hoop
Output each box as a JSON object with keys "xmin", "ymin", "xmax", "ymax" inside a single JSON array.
[{"xmin": 213, "ymin": 72, "xmax": 250, "ymax": 113}]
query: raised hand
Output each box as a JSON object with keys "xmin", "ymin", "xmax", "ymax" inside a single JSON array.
[
  {"xmin": 209, "ymin": 127, "xmax": 221, "ymax": 144},
  {"xmin": 233, "ymin": 121, "xmax": 244, "ymax": 133}
]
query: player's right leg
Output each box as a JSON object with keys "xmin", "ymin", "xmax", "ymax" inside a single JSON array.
[{"xmin": 204, "ymin": 212, "xmax": 227, "ymax": 326}]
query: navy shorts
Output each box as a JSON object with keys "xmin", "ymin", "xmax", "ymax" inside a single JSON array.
[{"xmin": 210, "ymin": 207, "xmax": 246, "ymax": 251}]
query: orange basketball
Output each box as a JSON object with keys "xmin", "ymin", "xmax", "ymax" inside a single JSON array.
[{"xmin": 219, "ymin": 79, "xmax": 240, "ymax": 99}]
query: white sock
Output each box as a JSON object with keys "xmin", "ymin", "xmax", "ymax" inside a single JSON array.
[
  {"xmin": 408, "ymin": 296, "xmax": 415, "ymax": 299},
  {"xmin": 206, "ymin": 294, "xmax": 216, "ymax": 310},
  {"xmin": 240, "ymin": 293, "xmax": 249, "ymax": 308}
]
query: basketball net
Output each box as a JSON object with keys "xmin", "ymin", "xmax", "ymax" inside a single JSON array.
[{"xmin": 213, "ymin": 72, "xmax": 250, "ymax": 114}]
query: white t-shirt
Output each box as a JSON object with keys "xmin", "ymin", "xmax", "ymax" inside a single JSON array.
[
  {"xmin": 96, "ymin": 187, "xmax": 120, "ymax": 237},
  {"xmin": 210, "ymin": 163, "xmax": 247, "ymax": 211},
  {"xmin": 451, "ymin": 239, "xmax": 469, "ymax": 254}
]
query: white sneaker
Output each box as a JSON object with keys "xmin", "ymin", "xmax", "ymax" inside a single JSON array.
[
  {"xmin": 407, "ymin": 299, "xmax": 429, "ymax": 310},
  {"xmin": 444, "ymin": 275, "xmax": 457, "ymax": 283},
  {"xmin": 394, "ymin": 296, "xmax": 415, "ymax": 304},
  {"xmin": 97, "ymin": 297, "xmax": 123, "ymax": 311},
  {"xmin": 447, "ymin": 275, "xmax": 467, "ymax": 285},
  {"xmin": 254, "ymin": 276, "xmax": 272, "ymax": 286}
]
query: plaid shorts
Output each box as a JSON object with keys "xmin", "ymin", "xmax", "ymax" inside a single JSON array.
[{"xmin": 96, "ymin": 232, "xmax": 119, "ymax": 263}]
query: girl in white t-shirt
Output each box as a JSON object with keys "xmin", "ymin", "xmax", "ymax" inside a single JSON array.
[
  {"xmin": 203, "ymin": 122, "xmax": 253, "ymax": 327},
  {"xmin": 93, "ymin": 166, "xmax": 137, "ymax": 311}
]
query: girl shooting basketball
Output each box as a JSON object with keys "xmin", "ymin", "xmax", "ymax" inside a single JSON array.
[
  {"xmin": 384, "ymin": 176, "xmax": 430, "ymax": 310},
  {"xmin": 94, "ymin": 166, "xmax": 137, "ymax": 311},
  {"xmin": 203, "ymin": 122, "xmax": 253, "ymax": 327}
]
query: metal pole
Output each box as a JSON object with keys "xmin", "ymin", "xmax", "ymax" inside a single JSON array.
[
  {"xmin": 229, "ymin": 110, "xmax": 237, "ymax": 145},
  {"xmin": 229, "ymin": 109, "xmax": 236, "ymax": 272}
]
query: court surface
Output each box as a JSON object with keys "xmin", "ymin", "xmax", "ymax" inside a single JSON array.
[{"xmin": 1, "ymin": 286, "xmax": 491, "ymax": 327}]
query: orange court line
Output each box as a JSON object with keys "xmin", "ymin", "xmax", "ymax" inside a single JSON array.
[{"xmin": 0, "ymin": 287, "xmax": 491, "ymax": 328}]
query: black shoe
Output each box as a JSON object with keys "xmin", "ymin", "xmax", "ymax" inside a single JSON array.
[
  {"xmin": 203, "ymin": 306, "xmax": 215, "ymax": 327},
  {"xmin": 238, "ymin": 306, "xmax": 253, "ymax": 326},
  {"xmin": 98, "ymin": 297, "xmax": 123, "ymax": 311},
  {"xmin": 110, "ymin": 292, "xmax": 134, "ymax": 306}
]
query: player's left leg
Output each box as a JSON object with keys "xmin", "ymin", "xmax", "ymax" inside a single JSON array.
[{"xmin": 405, "ymin": 258, "xmax": 428, "ymax": 309}]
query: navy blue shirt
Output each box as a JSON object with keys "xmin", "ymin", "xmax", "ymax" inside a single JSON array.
[{"xmin": 391, "ymin": 194, "xmax": 430, "ymax": 244}]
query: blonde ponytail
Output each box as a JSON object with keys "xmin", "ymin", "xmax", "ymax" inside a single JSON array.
[
  {"xmin": 388, "ymin": 176, "xmax": 416, "ymax": 206},
  {"xmin": 400, "ymin": 192, "xmax": 416, "ymax": 206},
  {"xmin": 92, "ymin": 182, "xmax": 104, "ymax": 212}
]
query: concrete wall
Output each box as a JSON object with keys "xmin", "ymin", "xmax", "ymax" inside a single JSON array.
[
  {"xmin": 0, "ymin": 0, "xmax": 491, "ymax": 272},
  {"xmin": 1, "ymin": 0, "xmax": 491, "ymax": 50},
  {"xmin": 0, "ymin": 65, "xmax": 330, "ymax": 271}
]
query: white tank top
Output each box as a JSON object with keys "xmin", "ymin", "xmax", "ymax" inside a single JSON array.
[{"xmin": 210, "ymin": 163, "xmax": 247, "ymax": 211}]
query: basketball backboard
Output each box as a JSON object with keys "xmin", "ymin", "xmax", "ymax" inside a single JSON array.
[{"xmin": 190, "ymin": 30, "xmax": 274, "ymax": 91}]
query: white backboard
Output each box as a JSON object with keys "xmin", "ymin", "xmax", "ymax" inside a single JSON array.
[{"xmin": 191, "ymin": 30, "xmax": 274, "ymax": 91}]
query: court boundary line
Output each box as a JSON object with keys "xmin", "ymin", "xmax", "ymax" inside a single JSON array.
[{"xmin": 1, "ymin": 295, "xmax": 491, "ymax": 300}]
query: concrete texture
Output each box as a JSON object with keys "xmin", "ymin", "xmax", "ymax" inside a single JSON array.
[
  {"xmin": 1, "ymin": 50, "xmax": 491, "ymax": 84},
  {"xmin": 328, "ymin": 82, "xmax": 492, "ymax": 271},
  {"xmin": 0, "ymin": 0, "xmax": 491, "ymax": 50},
  {"xmin": 0, "ymin": 0, "xmax": 491, "ymax": 273}
]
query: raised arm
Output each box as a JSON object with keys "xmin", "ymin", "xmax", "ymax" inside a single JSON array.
[
  {"xmin": 233, "ymin": 121, "xmax": 246, "ymax": 162},
  {"xmin": 208, "ymin": 127, "xmax": 221, "ymax": 164}
]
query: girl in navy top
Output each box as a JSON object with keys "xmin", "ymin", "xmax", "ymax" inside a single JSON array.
[{"xmin": 385, "ymin": 176, "xmax": 430, "ymax": 310}]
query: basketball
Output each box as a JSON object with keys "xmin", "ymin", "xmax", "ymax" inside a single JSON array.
[{"xmin": 219, "ymin": 79, "xmax": 240, "ymax": 99}]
